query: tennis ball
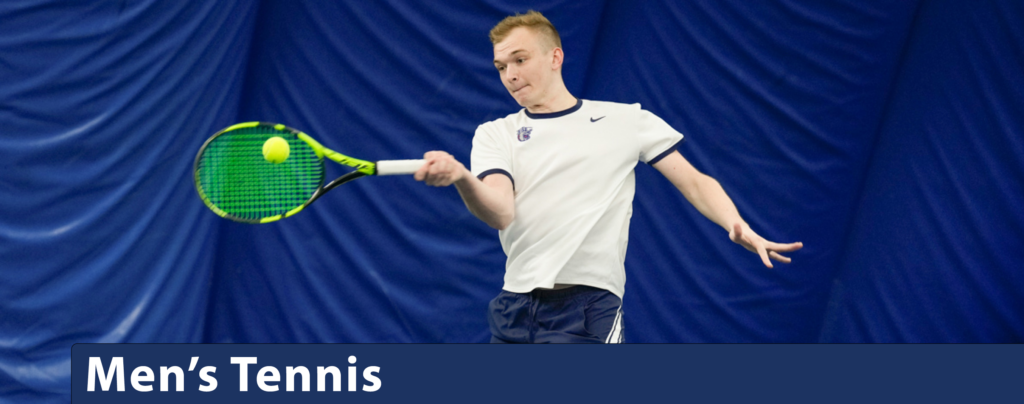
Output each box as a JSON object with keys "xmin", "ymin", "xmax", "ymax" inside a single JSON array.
[{"xmin": 263, "ymin": 136, "xmax": 290, "ymax": 164}]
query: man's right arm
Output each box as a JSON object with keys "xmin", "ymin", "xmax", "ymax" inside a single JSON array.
[{"xmin": 414, "ymin": 151, "xmax": 514, "ymax": 230}]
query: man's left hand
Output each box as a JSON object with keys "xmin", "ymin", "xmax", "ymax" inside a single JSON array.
[{"xmin": 728, "ymin": 223, "xmax": 803, "ymax": 268}]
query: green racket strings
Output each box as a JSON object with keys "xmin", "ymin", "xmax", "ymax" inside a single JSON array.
[{"xmin": 196, "ymin": 126, "xmax": 323, "ymax": 221}]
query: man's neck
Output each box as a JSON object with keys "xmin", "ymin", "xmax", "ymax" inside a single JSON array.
[{"xmin": 524, "ymin": 86, "xmax": 577, "ymax": 114}]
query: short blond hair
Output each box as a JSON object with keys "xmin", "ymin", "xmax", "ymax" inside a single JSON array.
[{"xmin": 489, "ymin": 10, "xmax": 562, "ymax": 50}]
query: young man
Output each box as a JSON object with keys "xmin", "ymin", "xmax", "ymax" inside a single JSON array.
[{"xmin": 414, "ymin": 11, "xmax": 802, "ymax": 343}]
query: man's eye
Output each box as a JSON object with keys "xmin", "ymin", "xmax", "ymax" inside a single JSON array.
[
  {"xmin": 497, "ymin": 66, "xmax": 505, "ymax": 71},
  {"xmin": 517, "ymin": 58, "xmax": 525, "ymax": 63}
]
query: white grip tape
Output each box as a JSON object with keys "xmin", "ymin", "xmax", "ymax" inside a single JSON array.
[{"xmin": 376, "ymin": 159, "xmax": 426, "ymax": 175}]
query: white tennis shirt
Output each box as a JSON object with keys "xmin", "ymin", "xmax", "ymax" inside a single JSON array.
[{"xmin": 471, "ymin": 99, "xmax": 684, "ymax": 298}]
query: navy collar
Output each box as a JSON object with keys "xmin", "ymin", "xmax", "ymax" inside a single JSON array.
[{"xmin": 524, "ymin": 98, "xmax": 582, "ymax": 119}]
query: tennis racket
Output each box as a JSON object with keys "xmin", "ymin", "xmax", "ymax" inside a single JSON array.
[{"xmin": 194, "ymin": 122, "xmax": 424, "ymax": 224}]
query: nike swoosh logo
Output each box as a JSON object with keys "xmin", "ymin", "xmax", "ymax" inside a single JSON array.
[{"xmin": 590, "ymin": 116, "xmax": 606, "ymax": 122}]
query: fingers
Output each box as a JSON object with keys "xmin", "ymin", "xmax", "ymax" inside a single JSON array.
[
  {"xmin": 768, "ymin": 251, "xmax": 791, "ymax": 264},
  {"xmin": 414, "ymin": 151, "xmax": 444, "ymax": 181},
  {"xmin": 731, "ymin": 224, "xmax": 799, "ymax": 267},
  {"xmin": 765, "ymin": 241, "xmax": 804, "ymax": 252},
  {"xmin": 413, "ymin": 162, "xmax": 430, "ymax": 181},
  {"xmin": 756, "ymin": 242, "xmax": 772, "ymax": 268},
  {"xmin": 756, "ymin": 240, "xmax": 800, "ymax": 267},
  {"xmin": 416, "ymin": 151, "xmax": 462, "ymax": 187},
  {"xmin": 426, "ymin": 158, "xmax": 445, "ymax": 186},
  {"xmin": 427, "ymin": 158, "xmax": 453, "ymax": 186}
]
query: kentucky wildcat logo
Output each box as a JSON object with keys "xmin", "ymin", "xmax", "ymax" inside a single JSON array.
[{"xmin": 517, "ymin": 127, "xmax": 532, "ymax": 142}]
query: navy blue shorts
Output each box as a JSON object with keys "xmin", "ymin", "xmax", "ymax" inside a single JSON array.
[{"xmin": 487, "ymin": 285, "xmax": 624, "ymax": 343}]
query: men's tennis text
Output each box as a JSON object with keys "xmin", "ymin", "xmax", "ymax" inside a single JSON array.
[{"xmin": 86, "ymin": 356, "xmax": 381, "ymax": 393}]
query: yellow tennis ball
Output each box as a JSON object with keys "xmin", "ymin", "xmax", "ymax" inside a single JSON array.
[{"xmin": 263, "ymin": 136, "xmax": 290, "ymax": 164}]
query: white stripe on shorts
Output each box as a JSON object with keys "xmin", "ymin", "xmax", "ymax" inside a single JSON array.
[{"xmin": 604, "ymin": 307, "xmax": 623, "ymax": 344}]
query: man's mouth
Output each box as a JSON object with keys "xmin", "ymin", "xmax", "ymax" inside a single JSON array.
[{"xmin": 512, "ymin": 85, "xmax": 528, "ymax": 93}]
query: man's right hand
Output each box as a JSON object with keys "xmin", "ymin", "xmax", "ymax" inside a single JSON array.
[
  {"xmin": 414, "ymin": 151, "xmax": 515, "ymax": 230},
  {"xmin": 414, "ymin": 151, "xmax": 468, "ymax": 187}
]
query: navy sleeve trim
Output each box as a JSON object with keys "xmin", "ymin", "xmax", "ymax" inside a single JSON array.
[
  {"xmin": 646, "ymin": 138, "xmax": 686, "ymax": 165},
  {"xmin": 477, "ymin": 168, "xmax": 515, "ymax": 190}
]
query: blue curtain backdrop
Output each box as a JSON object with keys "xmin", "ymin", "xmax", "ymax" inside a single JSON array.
[{"xmin": 1, "ymin": 0, "xmax": 1021, "ymax": 401}]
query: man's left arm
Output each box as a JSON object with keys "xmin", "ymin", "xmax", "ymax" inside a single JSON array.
[{"xmin": 651, "ymin": 151, "xmax": 803, "ymax": 268}]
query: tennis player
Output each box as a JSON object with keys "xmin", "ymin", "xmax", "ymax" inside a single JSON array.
[{"xmin": 414, "ymin": 11, "xmax": 802, "ymax": 343}]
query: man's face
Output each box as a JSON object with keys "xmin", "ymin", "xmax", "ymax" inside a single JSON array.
[{"xmin": 493, "ymin": 27, "xmax": 558, "ymax": 107}]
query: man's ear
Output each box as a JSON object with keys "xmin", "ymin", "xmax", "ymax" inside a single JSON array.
[{"xmin": 551, "ymin": 47, "xmax": 564, "ymax": 70}]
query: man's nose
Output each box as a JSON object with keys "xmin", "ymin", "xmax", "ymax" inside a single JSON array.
[{"xmin": 506, "ymin": 66, "xmax": 518, "ymax": 82}]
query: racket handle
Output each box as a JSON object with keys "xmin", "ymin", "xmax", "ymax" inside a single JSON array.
[{"xmin": 376, "ymin": 159, "xmax": 426, "ymax": 175}]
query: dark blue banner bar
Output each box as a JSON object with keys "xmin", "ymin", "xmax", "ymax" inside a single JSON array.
[{"xmin": 72, "ymin": 344, "xmax": 1023, "ymax": 403}]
